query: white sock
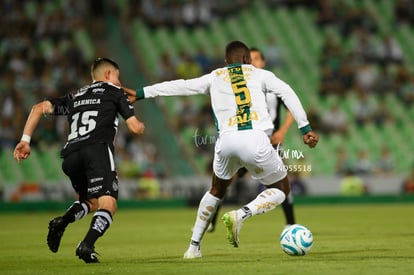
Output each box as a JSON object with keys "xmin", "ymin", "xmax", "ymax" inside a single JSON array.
[
  {"xmin": 190, "ymin": 192, "xmax": 221, "ymax": 246},
  {"xmin": 236, "ymin": 188, "xmax": 286, "ymax": 221}
]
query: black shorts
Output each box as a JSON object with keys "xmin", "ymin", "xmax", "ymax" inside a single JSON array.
[{"xmin": 62, "ymin": 142, "xmax": 119, "ymax": 201}]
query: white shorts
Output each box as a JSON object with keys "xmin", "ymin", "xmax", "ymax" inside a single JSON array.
[{"xmin": 213, "ymin": 130, "xmax": 287, "ymax": 185}]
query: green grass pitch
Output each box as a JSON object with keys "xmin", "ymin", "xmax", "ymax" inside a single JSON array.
[{"xmin": 1, "ymin": 203, "xmax": 413, "ymax": 274}]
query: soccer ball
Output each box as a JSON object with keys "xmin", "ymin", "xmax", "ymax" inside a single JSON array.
[{"xmin": 280, "ymin": 224, "xmax": 313, "ymax": 256}]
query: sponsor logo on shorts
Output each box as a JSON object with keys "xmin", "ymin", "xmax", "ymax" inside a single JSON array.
[
  {"xmin": 90, "ymin": 177, "xmax": 103, "ymax": 183},
  {"xmin": 88, "ymin": 185, "xmax": 103, "ymax": 193}
]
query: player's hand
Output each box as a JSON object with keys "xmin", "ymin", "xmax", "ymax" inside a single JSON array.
[
  {"xmin": 303, "ymin": 131, "xmax": 319, "ymax": 148},
  {"xmin": 13, "ymin": 141, "xmax": 31, "ymax": 163},
  {"xmin": 270, "ymin": 130, "xmax": 286, "ymax": 145},
  {"xmin": 127, "ymin": 95, "xmax": 137, "ymax": 104},
  {"xmin": 122, "ymin": 87, "xmax": 138, "ymax": 104},
  {"xmin": 137, "ymin": 121, "xmax": 145, "ymax": 134}
]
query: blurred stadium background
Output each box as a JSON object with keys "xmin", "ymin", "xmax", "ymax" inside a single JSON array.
[{"xmin": 1, "ymin": 0, "xmax": 414, "ymax": 205}]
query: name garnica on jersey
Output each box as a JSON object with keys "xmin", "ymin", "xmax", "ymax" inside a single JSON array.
[{"xmin": 74, "ymin": 98, "xmax": 101, "ymax": 108}]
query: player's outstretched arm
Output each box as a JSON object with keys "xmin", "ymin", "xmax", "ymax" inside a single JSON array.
[
  {"xmin": 14, "ymin": 100, "xmax": 54, "ymax": 163},
  {"xmin": 303, "ymin": 131, "xmax": 319, "ymax": 148}
]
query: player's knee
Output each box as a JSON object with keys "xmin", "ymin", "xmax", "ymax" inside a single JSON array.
[
  {"xmin": 267, "ymin": 176, "xmax": 290, "ymax": 197},
  {"xmin": 98, "ymin": 195, "xmax": 117, "ymax": 215},
  {"xmin": 85, "ymin": 198, "xmax": 99, "ymax": 212},
  {"xmin": 209, "ymin": 186, "xmax": 226, "ymax": 199},
  {"xmin": 210, "ymin": 174, "xmax": 232, "ymax": 199}
]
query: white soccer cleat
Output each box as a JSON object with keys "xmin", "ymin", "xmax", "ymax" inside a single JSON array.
[
  {"xmin": 222, "ymin": 210, "xmax": 243, "ymax": 247},
  {"xmin": 183, "ymin": 246, "xmax": 202, "ymax": 259}
]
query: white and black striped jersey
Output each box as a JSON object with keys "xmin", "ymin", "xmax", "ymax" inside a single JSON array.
[{"xmin": 48, "ymin": 81, "xmax": 135, "ymax": 157}]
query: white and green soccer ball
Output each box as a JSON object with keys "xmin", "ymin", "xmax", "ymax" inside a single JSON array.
[{"xmin": 280, "ymin": 224, "xmax": 313, "ymax": 256}]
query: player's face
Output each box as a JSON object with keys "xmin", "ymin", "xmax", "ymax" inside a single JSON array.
[{"xmin": 250, "ymin": 51, "xmax": 266, "ymax": 69}]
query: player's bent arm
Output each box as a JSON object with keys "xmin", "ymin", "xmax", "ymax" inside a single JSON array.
[
  {"xmin": 125, "ymin": 116, "xmax": 145, "ymax": 135},
  {"xmin": 264, "ymin": 73, "xmax": 311, "ymax": 131},
  {"xmin": 14, "ymin": 100, "xmax": 54, "ymax": 163},
  {"xmin": 21, "ymin": 100, "xmax": 54, "ymax": 142}
]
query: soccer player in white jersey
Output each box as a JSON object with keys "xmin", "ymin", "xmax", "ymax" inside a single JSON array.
[
  {"xmin": 125, "ymin": 40, "xmax": 318, "ymax": 258},
  {"xmin": 207, "ymin": 47, "xmax": 297, "ymax": 232}
]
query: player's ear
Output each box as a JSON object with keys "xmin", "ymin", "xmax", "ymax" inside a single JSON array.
[
  {"xmin": 243, "ymin": 54, "xmax": 251, "ymax": 64},
  {"xmin": 104, "ymin": 69, "xmax": 111, "ymax": 80}
]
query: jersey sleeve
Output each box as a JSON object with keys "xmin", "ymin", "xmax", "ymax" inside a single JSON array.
[
  {"xmin": 136, "ymin": 74, "xmax": 212, "ymax": 99},
  {"xmin": 263, "ymin": 71, "xmax": 311, "ymax": 133},
  {"xmin": 117, "ymin": 88, "xmax": 135, "ymax": 120},
  {"xmin": 47, "ymin": 95, "xmax": 69, "ymax": 116},
  {"xmin": 265, "ymin": 93, "xmax": 278, "ymax": 122}
]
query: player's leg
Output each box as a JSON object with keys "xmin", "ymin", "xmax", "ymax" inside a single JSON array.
[
  {"xmin": 222, "ymin": 131, "xmax": 288, "ymax": 247},
  {"xmin": 76, "ymin": 195, "xmax": 116, "ymax": 263},
  {"xmin": 222, "ymin": 176, "xmax": 288, "ymax": 247},
  {"xmin": 184, "ymin": 135, "xmax": 239, "ymax": 259},
  {"xmin": 281, "ymin": 190, "xmax": 295, "ymax": 226},
  {"xmin": 276, "ymin": 146, "xmax": 296, "ymax": 226},
  {"xmin": 234, "ymin": 176, "xmax": 288, "ymax": 220},
  {"xmin": 207, "ymin": 167, "xmax": 248, "ymax": 233},
  {"xmin": 184, "ymin": 174, "xmax": 232, "ymax": 258},
  {"xmin": 207, "ymin": 203, "xmax": 220, "ymax": 232},
  {"xmin": 48, "ymin": 151, "xmax": 90, "ymax": 253},
  {"xmin": 76, "ymin": 144, "xmax": 118, "ymax": 263}
]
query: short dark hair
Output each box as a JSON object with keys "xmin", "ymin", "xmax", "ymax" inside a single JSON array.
[
  {"xmin": 91, "ymin": 57, "xmax": 119, "ymax": 72},
  {"xmin": 225, "ymin": 40, "xmax": 250, "ymax": 62}
]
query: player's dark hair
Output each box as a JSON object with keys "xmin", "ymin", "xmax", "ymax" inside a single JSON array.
[
  {"xmin": 225, "ymin": 40, "xmax": 250, "ymax": 64},
  {"xmin": 250, "ymin": 47, "xmax": 266, "ymax": 61},
  {"xmin": 91, "ymin": 57, "xmax": 119, "ymax": 73}
]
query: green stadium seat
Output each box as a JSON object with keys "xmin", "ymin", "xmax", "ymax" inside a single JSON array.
[
  {"xmin": 209, "ymin": 19, "xmax": 229, "ymax": 47},
  {"xmin": 37, "ymin": 147, "xmax": 64, "ymax": 182},
  {"xmin": 18, "ymin": 149, "xmax": 43, "ymax": 183},
  {"xmin": 0, "ymin": 148, "xmax": 24, "ymax": 184},
  {"xmin": 132, "ymin": 21, "xmax": 159, "ymax": 76},
  {"xmin": 73, "ymin": 29, "xmax": 94, "ymax": 61}
]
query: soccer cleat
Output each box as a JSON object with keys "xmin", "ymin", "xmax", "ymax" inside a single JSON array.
[
  {"xmin": 183, "ymin": 246, "xmax": 202, "ymax": 259},
  {"xmin": 222, "ymin": 211, "xmax": 242, "ymax": 248},
  {"xmin": 47, "ymin": 216, "xmax": 67, "ymax": 253},
  {"xmin": 76, "ymin": 241, "xmax": 100, "ymax": 263}
]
